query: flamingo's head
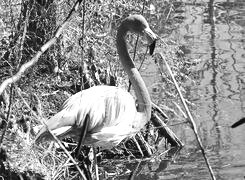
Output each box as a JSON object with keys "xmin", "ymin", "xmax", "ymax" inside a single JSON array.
[{"xmin": 121, "ymin": 14, "xmax": 157, "ymax": 55}]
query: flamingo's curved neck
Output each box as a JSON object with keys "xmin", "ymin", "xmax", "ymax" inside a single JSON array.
[{"xmin": 116, "ymin": 24, "xmax": 151, "ymax": 121}]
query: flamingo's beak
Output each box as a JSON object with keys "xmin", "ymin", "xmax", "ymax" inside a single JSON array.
[
  {"xmin": 231, "ymin": 117, "xmax": 245, "ymax": 128},
  {"xmin": 143, "ymin": 27, "xmax": 157, "ymax": 55}
]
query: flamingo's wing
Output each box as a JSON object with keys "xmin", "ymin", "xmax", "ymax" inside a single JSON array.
[
  {"xmin": 35, "ymin": 86, "xmax": 137, "ymax": 146},
  {"xmin": 34, "ymin": 91, "xmax": 83, "ymax": 143}
]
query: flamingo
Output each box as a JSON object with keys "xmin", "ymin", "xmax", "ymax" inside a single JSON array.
[{"xmin": 35, "ymin": 14, "xmax": 157, "ymax": 150}]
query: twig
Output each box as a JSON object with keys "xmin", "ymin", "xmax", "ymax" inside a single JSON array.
[
  {"xmin": 165, "ymin": 4, "xmax": 173, "ymax": 23},
  {"xmin": 132, "ymin": 136, "xmax": 144, "ymax": 157},
  {"xmin": 129, "ymin": 160, "xmax": 142, "ymax": 180},
  {"xmin": 172, "ymin": 101, "xmax": 187, "ymax": 119},
  {"xmin": 79, "ymin": 0, "xmax": 86, "ymax": 90},
  {"xmin": 46, "ymin": 129, "xmax": 87, "ymax": 180},
  {"xmin": 93, "ymin": 147, "xmax": 99, "ymax": 180},
  {"xmin": 0, "ymin": 85, "xmax": 14, "ymax": 145},
  {"xmin": 0, "ymin": 0, "xmax": 84, "ymax": 96},
  {"xmin": 159, "ymin": 53, "xmax": 216, "ymax": 180},
  {"xmin": 15, "ymin": 87, "xmax": 39, "ymax": 121},
  {"xmin": 151, "ymin": 113, "xmax": 183, "ymax": 147},
  {"xmin": 152, "ymin": 102, "xmax": 168, "ymax": 121},
  {"xmin": 137, "ymin": 133, "xmax": 152, "ymax": 157},
  {"xmin": 17, "ymin": 1, "xmax": 30, "ymax": 69}
]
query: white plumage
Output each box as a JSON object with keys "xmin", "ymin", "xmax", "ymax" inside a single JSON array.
[{"xmin": 37, "ymin": 86, "xmax": 142, "ymax": 148}]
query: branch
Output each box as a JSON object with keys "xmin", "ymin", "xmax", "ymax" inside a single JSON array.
[
  {"xmin": 0, "ymin": 85, "xmax": 14, "ymax": 145},
  {"xmin": 159, "ymin": 52, "xmax": 216, "ymax": 180}
]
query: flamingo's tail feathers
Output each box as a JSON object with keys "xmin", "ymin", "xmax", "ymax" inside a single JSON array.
[
  {"xmin": 35, "ymin": 126, "xmax": 73, "ymax": 144},
  {"xmin": 34, "ymin": 109, "xmax": 76, "ymax": 144}
]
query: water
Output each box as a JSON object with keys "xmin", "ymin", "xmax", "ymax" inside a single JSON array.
[
  {"xmin": 132, "ymin": 0, "xmax": 245, "ymax": 179},
  {"xmin": 152, "ymin": 0, "xmax": 245, "ymax": 179}
]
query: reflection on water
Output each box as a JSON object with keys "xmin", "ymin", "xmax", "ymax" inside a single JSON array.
[
  {"xmin": 157, "ymin": 0, "xmax": 245, "ymax": 179},
  {"xmin": 139, "ymin": 0, "xmax": 245, "ymax": 179}
]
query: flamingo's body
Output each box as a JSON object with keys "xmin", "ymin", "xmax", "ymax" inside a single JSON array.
[{"xmin": 35, "ymin": 15, "xmax": 157, "ymax": 149}]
